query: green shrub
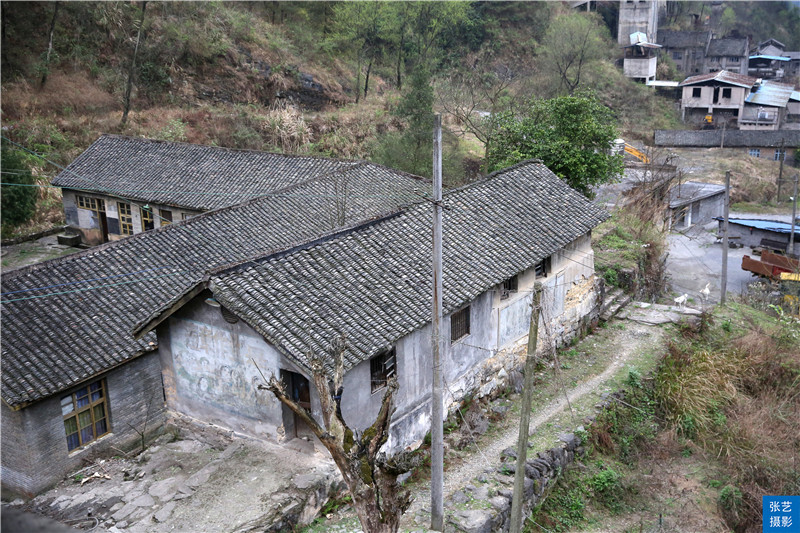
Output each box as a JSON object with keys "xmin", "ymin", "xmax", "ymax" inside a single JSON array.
[{"xmin": 1, "ymin": 142, "xmax": 39, "ymax": 226}]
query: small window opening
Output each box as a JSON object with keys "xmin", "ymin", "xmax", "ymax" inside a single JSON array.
[
  {"xmin": 370, "ymin": 348, "xmax": 396, "ymax": 393},
  {"xmin": 501, "ymin": 275, "xmax": 519, "ymax": 300},
  {"xmin": 450, "ymin": 306, "xmax": 471, "ymax": 342}
]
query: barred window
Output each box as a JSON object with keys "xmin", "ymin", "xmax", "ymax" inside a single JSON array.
[
  {"xmin": 118, "ymin": 202, "xmax": 133, "ymax": 235},
  {"xmin": 535, "ymin": 256, "xmax": 551, "ymax": 278},
  {"xmin": 61, "ymin": 380, "xmax": 109, "ymax": 452},
  {"xmin": 450, "ymin": 306, "xmax": 471, "ymax": 342},
  {"xmin": 501, "ymin": 275, "xmax": 519, "ymax": 300},
  {"xmin": 370, "ymin": 349, "xmax": 396, "ymax": 393}
]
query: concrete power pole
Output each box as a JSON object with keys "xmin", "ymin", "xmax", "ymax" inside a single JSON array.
[
  {"xmin": 790, "ymin": 174, "xmax": 798, "ymax": 257},
  {"xmin": 777, "ymin": 139, "xmax": 785, "ymax": 202},
  {"xmin": 509, "ymin": 282, "xmax": 542, "ymax": 533},
  {"xmin": 721, "ymin": 171, "xmax": 730, "ymax": 304},
  {"xmin": 431, "ymin": 113, "xmax": 445, "ymax": 532}
]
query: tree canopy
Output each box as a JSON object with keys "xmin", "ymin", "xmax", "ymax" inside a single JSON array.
[
  {"xmin": 486, "ymin": 92, "xmax": 623, "ymax": 197},
  {"xmin": 1, "ymin": 141, "xmax": 39, "ymax": 227}
]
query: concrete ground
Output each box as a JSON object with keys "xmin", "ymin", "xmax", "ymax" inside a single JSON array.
[
  {"xmin": 667, "ymin": 212, "xmax": 794, "ymax": 304},
  {"xmin": 3, "ymin": 416, "xmax": 341, "ymax": 533},
  {"xmin": 1, "ymin": 234, "xmax": 80, "ymax": 272}
]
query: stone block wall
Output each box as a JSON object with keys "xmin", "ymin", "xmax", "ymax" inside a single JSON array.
[{"xmin": 1, "ymin": 352, "xmax": 166, "ymax": 498}]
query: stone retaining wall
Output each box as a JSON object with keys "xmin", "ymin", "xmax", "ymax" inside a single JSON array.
[{"xmin": 447, "ymin": 391, "xmax": 626, "ymax": 533}]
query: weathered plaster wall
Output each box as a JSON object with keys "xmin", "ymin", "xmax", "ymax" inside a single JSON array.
[
  {"xmin": 159, "ymin": 234, "xmax": 600, "ymax": 456},
  {"xmin": 157, "ymin": 295, "xmax": 322, "ymax": 443},
  {"xmin": 60, "ymin": 189, "xmax": 202, "ymax": 244},
  {"xmin": 1, "ymin": 352, "xmax": 165, "ymax": 498}
]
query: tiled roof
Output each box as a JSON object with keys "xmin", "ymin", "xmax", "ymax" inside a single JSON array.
[
  {"xmin": 657, "ymin": 30, "xmax": 710, "ymax": 49},
  {"xmin": 51, "ymin": 135, "xmax": 354, "ymax": 211},
  {"xmin": 707, "ymin": 38, "xmax": 748, "ymax": 57},
  {"xmin": 679, "ymin": 70, "xmax": 757, "ymax": 88},
  {"xmin": 206, "ymin": 161, "xmax": 609, "ymax": 374},
  {"xmin": 1, "ymin": 164, "xmax": 426, "ymax": 407}
]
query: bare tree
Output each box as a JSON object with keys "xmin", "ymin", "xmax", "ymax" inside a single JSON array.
[
  {"xmin": 437, "ymin": 53, "xmax": 523, "ymax": 145},
  {"xmin": 121, "ymin": 1, "xmax": 147, "ymax": 126},
  {"xmin": 40, "ymin": 1, "xmax": 60, "ymax": 88},
  {"xmin": 257, "ymin": 335, "xmax": 417, "ymax": 533}
]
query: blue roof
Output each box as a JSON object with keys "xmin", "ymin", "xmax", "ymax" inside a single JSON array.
[
  {"xmin": 745, "ymin": 80, "xmax": 794, "ymax": 108},
  {"xmin": 715, "ymin": 218, "xmax": 798, "ymax": 234},
  {"xmin": 749, "ymin": 55, "xmax": 791, "ymax": 61}
]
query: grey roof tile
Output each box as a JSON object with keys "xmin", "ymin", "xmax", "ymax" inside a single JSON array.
[
  {"xmin": 1, "ymin": 163, "xmax": 425, "ymax": 407},
  {"xmin": 52, "ymin": 135, "xmax": 354, "ymax": 211},
  {"xmin": 209, "ymin": 161, "xmax": 609, "ymax": 375}
]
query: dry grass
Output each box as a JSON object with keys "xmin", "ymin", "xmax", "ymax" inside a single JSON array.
[
  {"xmin": 654, "ymin": 308, "xmax": 800, "ymax": 531},
  {"xmin": 1, "ymin": 71, "xmax": 119, "ymax": 120}
]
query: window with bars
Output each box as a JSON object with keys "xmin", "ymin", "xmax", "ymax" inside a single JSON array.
[
  {"xmin": 61, "ymin": 380, "xmax": 109, "ymax": 452},
  {"xmin": 77, "ymin": 196, "xmax": 104, "ymax": 213},
  {"xmin": 534, "ymin": 256, "xmax": 551, "ymax": 278},
  {"xmin": 501, "ymin": 275, "xmax": 519, "ymax": 300},
  {"xmin": 774, "ymin": 149, "xmax": 785, "ymax": 161},
  {"xmin": 450, "ymin": 306, "xmax": 471, "ymax": 342},
  {"xmin": 141, "ymin": 207, "xmax": 154, "ymax": 231},
  {"xmin": 370, "ymin": 349, "xmax": 396, "ymax": 393},
  {"xmin": 118, "ymin": 202, "xmax": 133, "ymax": 235}
]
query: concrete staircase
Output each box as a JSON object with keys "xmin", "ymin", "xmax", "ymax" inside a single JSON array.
[{"xmin": 599, "ymin": 287, "xmax": 632, "ymax": 322}]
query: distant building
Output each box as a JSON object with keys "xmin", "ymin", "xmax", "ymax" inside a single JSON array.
[
  {"xmin": 678, "ymin": 70, "xmax": 796, "ymax": 130},
  {"xmin": 668, "ymin": 181, "xmax": 725, "ymax": 230},
  {"xmin": 749, "ymin": 38, "xmax": 800, "ymax": 81},
  {"xmin": 657, "ymin": 31, "xmax": 748, "ymax": 76},
  {"xmin": 622, "ymin": 32, "xmax": 661, "ymax": 83}
]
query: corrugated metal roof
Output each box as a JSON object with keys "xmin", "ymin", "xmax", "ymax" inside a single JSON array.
[
  {"xmin": 745, "ymin": 80, "xmax": 794, "ymax": 107},
  {"xmin": 748, "ymin": 55, "xmax": 791, "ymax": 61},
  {"xmin": 715, "ymin": 218, "xmax": 798, "ymax": 234},
  {"xmin": 790, "ymin": 91, "xmax": 800, "ymax": 102},
  {"xmin": 679, "ymin": 70, "xmax": 757, "ymax": 88}
]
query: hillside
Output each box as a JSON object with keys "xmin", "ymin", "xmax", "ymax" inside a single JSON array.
[{"xmin": 1, "ymin": 1, "xmax": 797, "ymax": 239}]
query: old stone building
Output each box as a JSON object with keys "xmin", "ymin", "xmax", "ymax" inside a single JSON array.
[
  {"xmin": 136, "ymin": 161, "xmax": 608, "ymax": 453},
  {"xmin": 1, "ymin": 161, "xmax": 424, "ymax": 497}
]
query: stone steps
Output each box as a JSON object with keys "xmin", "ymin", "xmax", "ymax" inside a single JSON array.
[{"xmin": 600, "ymin": 288, "xmax": 632, "ymax": 322}]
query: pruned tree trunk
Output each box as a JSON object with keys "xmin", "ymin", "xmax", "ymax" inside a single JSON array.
[
  {"xmin": 364, "ymin": 57, "xmax": 373, "ymax": 100},
  {"xmin": 40, "ymin": 1, "xmax": 60, "ymax": 88},
  {"xmin": 121, "ymin": 1, "xmax": 147, "ymax": 126},
  {"xmin": 257, "ymin": 334, "xmax": 417, "ymax": 533}
]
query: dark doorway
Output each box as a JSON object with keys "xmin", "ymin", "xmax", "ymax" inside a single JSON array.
[
  {"xmin": 95, "ymin": 199, "xmax": 109, "ymax": 243},
  {"xmin": 280, "ymin": 370, "xmax": 312, "ymax": 439}
]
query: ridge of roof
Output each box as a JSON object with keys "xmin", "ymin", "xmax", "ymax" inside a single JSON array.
[{"xmin": 206, "ymin": 160, "xmax": 609, "ymax": 375}]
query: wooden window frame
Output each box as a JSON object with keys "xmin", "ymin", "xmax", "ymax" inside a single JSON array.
[
  {"xmin": 160, "ymin": 209, "xmax": 173, "ymax": 227},
  {"xmin": 118, "ymin": 202, "xmax": 133, "ymax": 235},
  {"xmin": 370, "ymin": 348, "xmax": 397, "ymax": 393},
  {"xmin": 501, "ymin": 275, "xmax": 519, "ymax": 300},
  {"xmin": 140, "ymin": 207, "xmax": 154, "ymax": 232},
  {"xmin": 61, "ymin": 379, "xmax": 110, "ymax": 452},
  {"xmin": 77, "ymin": 195, "xmax": 104, "ymax": 214},
  {"xmin": 534, "ymin": 256, "xmax": 552, "ymax": 278},
  {"xmin": 450, "ymin": 306, "xmax": 471, "ymax": 342}
]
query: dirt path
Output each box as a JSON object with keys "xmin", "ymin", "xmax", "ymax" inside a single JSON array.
[{"xmin": 400, "ymin": 322, "xmax": 663, "ymax": 530}]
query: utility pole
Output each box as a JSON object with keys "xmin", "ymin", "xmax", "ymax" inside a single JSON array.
[
  {"xmin": 509, "ymin": 282, "xmax": 542, "ymax": 533},
  {"xmin": 430, "ymin": 113, "xmax": 445, "ymax": 532},
  {"xmin": 721, "ymin": 170, "xmax": 730, "ymax": 304},
  {"xmin": 790, "ymin": 174, "xmax": 798, "ymax": 257},
  {"xmin": 777, "ymin": 139, "xmax": 785, "ymax": 202}
]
